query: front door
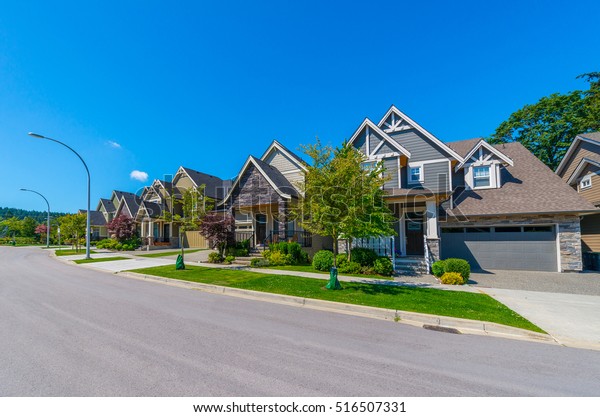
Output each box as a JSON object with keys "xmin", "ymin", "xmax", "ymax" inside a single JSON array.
[
  {"xmin": 255, "ymin": 214, "xmax": 267, "ymax": 245},
  {"xmin": 163, "ymin": 224, "xmax": 170, "ymax": 242},
  {"xmin": 405, "ymin": 213, "xmax": 424, "ymax": 255}
]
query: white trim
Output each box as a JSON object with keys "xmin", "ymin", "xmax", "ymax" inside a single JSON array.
[
  {"xmin": 347, "ymin": 118, "xmax": 411, "ymax": 158},
  {"xmin": 566, "ymin": 157, "xmax": 600, "ymax": 185},
  {"xmin": 377, "ymin": 105, "xmax": 464, "ymax": 162},
  {"xmin": 365, "ymin": 126, "xmax": 370, "ymax": 156},
  {"xmin": 363, "ymin": 151, "xmax": 402, "ymax": 161},
  {"xmin": 408, "ymin": 162, "xmax": 424, "ymax": 184},
  {"xmin": 556, "ymin": 134, "xmax": 600, "ymax": 176},
  {"xmin": 580, "ymin": 174, "xmax": 592, "ymax": 190},
  {"xmin": 472, "ymin": 165, "xmax": 492, "ymax": 189},
  {"xmin": 417, "ymin": 157, "xmax": 451, "ymax": 165},
  {"xmin": 397, "ymin": 157, "xmax": 402, "ymax": 188},
  {"xmin": 556, "ymin": 223, "xmax": 562, "ymax": 272},
  {"xmin": 448, "ymin": 160, "xmax": 453, "ymax": 192},
  {"xmin": 260, "ymin": 140, "xmax": 308, "ymax": 173},
  {"xmin": 280, "ymin": 168, "xmax": 302, "ymax": 175},
  {"xmin": 455, "ymin": 140, "xmax": 513, "ymax": 171}
]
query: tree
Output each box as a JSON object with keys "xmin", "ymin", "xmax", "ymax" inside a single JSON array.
[
  {"xmin": 198, "ymin": 212, "xmax": 235, "ymax": 256},
  {"xmin": 20, "ymin": 217, "xmax": 38, "ymax": 238},
  {"xmin": 107, "ymin": 215, "xmax": 137, "ymax": 242},
  {"xmin": 0, "ymin": 217, "xmax": 22, "ymax": 238},
  {"xmin": 58, "ymin": 213, "xmax": 87, "ymax": 251},
  {"xmin": 294, "ymin": 140, "xmax": 395, "ymax": 277},
  {"xmin": 35, "ymin": 224, "xmax": 48, "ymax": 243},
  {"xmin": 490, "ymin": 73, "xmax": 600, "ymax": 170}
]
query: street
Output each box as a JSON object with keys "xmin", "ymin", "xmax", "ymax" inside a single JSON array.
[{"xmin": 1, "ymin": 246, "xmax": 599, "ymax": 396}]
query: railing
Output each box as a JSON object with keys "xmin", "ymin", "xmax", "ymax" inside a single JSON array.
[
  {"xmin": 424, "ymin": 238, "xmax": 430, "ymax": 273},
  {"xmin": 352, "ymin": 237, "xmax": 394, "ymax": 257},
  {"xmin": 264, "ymin": 230, "xmax": 313, "ymax": 248},
  {"xmin": 234, "ymin": 231, "xmax": 255, "ymax": 248}
]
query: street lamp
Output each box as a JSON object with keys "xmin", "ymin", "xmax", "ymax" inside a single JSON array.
[
  {"xmin": 27, "ymin": 132, "xmax": 92, "ymax": 259},
  {"xmin": 20, "ymin": 188, "xmax": 51, "ymax": 248}
]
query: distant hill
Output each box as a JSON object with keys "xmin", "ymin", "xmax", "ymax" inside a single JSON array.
[{"xmin": 0, "ymin": 207, "xmax": 71, "ymax": 223}]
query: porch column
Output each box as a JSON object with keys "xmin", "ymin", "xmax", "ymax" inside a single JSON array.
[
  {"xmin": 278, "ymin": 200, "xmax": 288, "ymax": 241},
  {"xmin": 425, "ymin": 200, "xmax": 438, "ymax": 238}
]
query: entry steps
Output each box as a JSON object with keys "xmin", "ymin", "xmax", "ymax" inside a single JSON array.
[{"xmin": 394, "ymin": 256, "xmax": 429, "ymax": 275}]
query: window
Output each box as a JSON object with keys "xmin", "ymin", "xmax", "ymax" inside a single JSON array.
[
  {"xmin": 494, "ymin": 226, "xmax": 522, "ymax": 233},
  {"xmin": 473, "ymin": 166, "xmax": 491, "ymax": 188},
  {"xmin": 465, "ymin": 227, "xmax": 491, "ymax": 233},
  {"xmin": 441, "ymin": 227, "xmax": 464, "ymax": 233},
  {"xmin": 524, "ymin": 226, "xmax": 553, "ymax": 233},
  {"xmin": 580, "ymin": 175, "xmax": 592, "ymax": 190},
  {"xmin": 409, "ymin": 165, "xmax": 423, "ymax": 183},
  {"xmin": 362, "ymin": 161, "xmax": 377, "ymax": 173}
]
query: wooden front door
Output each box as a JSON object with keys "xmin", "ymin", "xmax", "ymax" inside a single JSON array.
[
  {"xmin": 255, "ymin": 214, "xmax": 267, "ymax": 245},
  {"xmin": 405, "ymin": 214, "xmax": 424, "ymax": 255}
]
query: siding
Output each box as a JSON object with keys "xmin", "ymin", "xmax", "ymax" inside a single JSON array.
[
  {"xmin": 389, "ymin": 129, "xmax": 450, "ymax": 162},
  {"xmin": 423, "ymin": 161, "xmax": 450, "ymax": 193},
  {"xmin": 175, "ymin": 175, "xmax": 194, "ymax": 190},
  {"xmin": 453, "ymin": 167, "xmax": 465, "ymax": 188},
  {"xmin": 368, "ymin": 129, "xmax": 382, "ymax": 154},
  {"xmin": 581, "ymin": 213, "xmax": 600, "ymax": 252},
  {"xmin": 580, "ymin": 174, "xmax": 600, "ymax": 205},
  {"xmin": 382, "ymin": 157, "xmax": 399, "ymax": 189},
  {"xmin": 354, "ymin": 131, "xmax": 367, "ymax": 154},
  {"xmin": 263, "ymin": 149, "xmax": 302, "ymax": 173},
  {"xmin": 560, "ymin": 141, "xmax": 600, "ymax": 181}
]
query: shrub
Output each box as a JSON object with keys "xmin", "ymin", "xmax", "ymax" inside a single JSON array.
[
  {"xmin": 444, "ymin": 258, "xmax": 471, "ymax": 282},
  {"xmin": 336, "ymin": 253, "xmax": 348, "ymax": 267},
  {"xmin": 269, "ymin": 241, "xmax": 307, "ymax": 265},
  {"xmin": 361, "ymin": 266, "xmax": 376, "ymax": 275},
  {"xmin": 431, "ymin": 260, "xmax": 446, "ymax": 278},
  {"xmin": 440, "ymin": 272, "xmax": 466, "ymax": 285},
  {"xmin": 224, "ymin": 255, "xmax": 235, "ymax": 264},
  {"xmin": 373, "ymin": 257, "xmax": 394, "ymax": 276},
  {"xmin": 208, "ymin": 252, "xmax": 224, "ymax": 263},
  {"xmin": 226, "ymin": 247, "xmax": 248, "ymax": 257},
  {"xmin": 312, "ymin": 250, "xmax": 334, "ymax": 271},
  {"xmin": 351, "ymin": 247, "xmax": 379, "ymax": 267},
  {"xmin": 339, "ymin": 261, "xmax": 362, "ymax": 274},
  {"xmin": 268, "ymin": 251, "xmax": 293, "ymax": 266},
  {"xmin": 262, "ymin": 249, "xmax": 271, "ymax": 259},
  {"xmin": 250, "ymin": 258, "xmax": 270, "ymax": 267}
]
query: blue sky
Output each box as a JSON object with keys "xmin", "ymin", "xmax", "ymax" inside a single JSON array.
[{"xmin": 1, "ymin": 0, "xmax": 599, "ymax": 213}]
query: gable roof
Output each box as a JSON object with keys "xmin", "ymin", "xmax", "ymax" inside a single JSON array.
[
  {"xmin": 556, "ymin": 132, "xmax": 600, "ymax": 176},
  {"xmin": 347, "ymin": 118, "xmax": 411, "ymax": 158},
  {"xmin": 454, "ymin": 139, "xmax": 514, "ymax": 171},
  {"xmin": 377, "ymin": 105, "xmax": 464, "ymax": 162},
  {"xmin": 261, "ymin": 140, "xmax": 308, "ymax": 172},
  {"xmin": 174, "ymin": 167, "xmax": 225, "ymax": 200},
  {"xmin": 566, "ymin": 157, "xmax": 600, "ymax": 185},
  {"xmin": 220, "ymin": 155, "xmax": 298, "ymax": 205},
  {"xmin": 444, "ymin": 142, "xmax": 597, "ymax": 217},
  {"xmin": 97, "ymin": 198, "xmax": 115, "ymax": 213},
  {"xmin": 136, "ymin": 201, "xmax": 163, "ymax": 219},
  {"xmin": 116, "ymin": 193, "xmax": 141, "ymax": 218},
  {"xmin": 78, "ymin": 210, "xmax": 106, "ymax": 226}
]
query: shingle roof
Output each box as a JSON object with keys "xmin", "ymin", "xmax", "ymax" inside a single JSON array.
[
  {"xmin": 446, "ymin": 138, "xmax": 483, "ymax": 157},
  {"xmin": 141, "ymin": 201, "xmax": 163, "ymax": 219},
  {"xmin": 78, "ymin": 210, "xmax": 107, "ymax": 226},
  {"xmin": 99, "ymin": 198, "xmax": 115, "ymax": 212},
  {"xmin": 251, "ymin": 156, "xmax": 299, "ymax": 198},
  {"xmin": 120, "ymin": 193, "xmax": 141, "ymax": 217},
  {"xmin": 445, "ymin": 142, "xmax": 597, "ymax": 217},
  {"xmin": 181, "ymin": 167, "xmax": 225, "ymax": 200},
  {"xmin": 580, "ymin": 131, "xmax": 600, "ymax": 142}
]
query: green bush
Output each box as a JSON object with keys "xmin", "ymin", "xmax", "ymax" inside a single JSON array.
[
  {"xmin": 431, "ymin": 260, "xmax": 446, "ymax": 278},
  {"xmin": 339, "ymin": 261, "xmax": 362, "ymax": 274},
  {"xmin": 440, "ymin": 272, "xmax": 466, "ymax": 285},
  {"xmin": 361, "ymin": 266, "xmax": 376, "ymax": 275},
  {"xmin": 312, "ymin": 250, "xmax": 334, "ymax": 271},
  {"xmin": 269, "ymin": 241, "xmax": 307, "ymax": 265},
  {"xmin": 351, "ymin": 247, "xmax": 379, "ymax": 267},
  {"xmin": 374, "ymin": 257, "xmax": 394, "ymax": 276},
  {"xmin": 444, "ymin": 258, "xmax": 470, "ymax": 282},
  {"xmin": 336, "ymin": 253, "xmax": 348, "ymax": 267},
  {"xmin": 96, "ymin": 237, "xmax": 140, "ymax": 251},
  {"xmin": 250, "ymin": 258, "xmax": 270, "ymax": 267},
  {"xmin": 269, "ymin": 241, "xmax": 289, "ymax": 254},
  {"xmin": 226, "ymin": 247, "xmax": 249, "ymax": 257},
  {"xmin": 224, "ymin": 255, "xmax": 235, "ymax": 264},
  {"xmin": 269, "ymin": 251, "xmax": 293, "ymax": 266},
  {"xmin": 208, "ymin": 252, "xmax": 224, "ymax": 263},
  {"xmin": 0, "ymin": 237, "xmax": 38, "ymax": 245}
]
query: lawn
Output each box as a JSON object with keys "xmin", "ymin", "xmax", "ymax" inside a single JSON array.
[
  {"xmin": 264, "ymin": 264, "xmax": 393, "ymax": 280},
  {"xmin": 137, "ymin": 249, "xmax": 205, "ymax": 258},
  {"xmin": 74, "ymin": 256, "xmax": 129, "ymax": 264},
  {"xmin": 55, "ymin": 249, "xmax": 97, "ymax": 256},
  {"xmin": 130, "ymin": 265, "xmax": 544, "ymax": 333}
]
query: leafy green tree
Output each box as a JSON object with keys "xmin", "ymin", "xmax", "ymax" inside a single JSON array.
[
  {"xmin": 490, "ymin": 73, "xmax": 600, "ymax": 170},
  {"xmin": 58, "ymin": 213, "xmax": 87, "ymax": 251},
  {"xmin": 293, "ymin": 140, "xmax": 395, "ymax": 276},
  {"xmin": 0, "ymin": 217, "xmax": 22, "ymax": 238},
  {"xmin": 20, "ymin": 217, "xmax": 38, "ymax": 238}
]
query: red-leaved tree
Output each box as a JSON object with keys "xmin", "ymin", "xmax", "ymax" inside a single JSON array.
[
  {"xmin": 107, "ymin": 215, "xmax": 137, "ymax": 242},
  {"xmin": 198, "ymin": 212, "xmax": 235, "ymax": 255}
]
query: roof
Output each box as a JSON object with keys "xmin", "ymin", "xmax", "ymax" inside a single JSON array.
[
  {"xmin": 445, "ymin": 142, "xmax": 598, "ymax": 217},
  {"xmin": 179, "ymin": 167, "xmax": 225, "ymax": 200},
  {"xmin": 78, "ymin": 210, "xmax": 107, "ymax": 226},
  {"xmin": 347, "ymin": 118, "xmax": 411, "ymax": 158},
  {"xmin": 261, "ymin": 140, "xmax": 309, "ymax": 171},
  {"xmin": 98, "ymin": 198, "xmax": 115, "ymax": 213},
  {"xmin": 140, "ymin": 201, "xmax": 163, "ymax": 219},
  {"xmin": 580, "ymin": 132, "xmax": 600, "ymax": 141},
  {"xmin": 119, "ymin": 193, "xmax": 141, "ymax": 217},
  {"xmin": 556, "ymin": 131, "xmax": 600, "ymax": 176},
  {"xmin": 566, "ymin": 157, "xmax": 600, "ymax": 185},
  {"xmin": 454, "ymin": 139, "xmax": 513, "ymax": 171},
  {"xmin": 446, "ymin": 138, "xmax": 483, "ymax": 157}
]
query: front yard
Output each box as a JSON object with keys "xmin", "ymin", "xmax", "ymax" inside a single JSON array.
[
  {"xmin": 130, "ymin": 265, "xmax": 544, "ymax": 333},
  {"xmin": 264, "ymin": 264, "xmax": 393, "ymax": 280}
]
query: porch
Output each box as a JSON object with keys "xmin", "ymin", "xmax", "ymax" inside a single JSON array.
[{"xmin": 139, "ymin": 218, "xmax": 179, "ymax": 248}]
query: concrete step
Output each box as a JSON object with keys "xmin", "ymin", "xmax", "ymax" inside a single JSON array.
[
  {"xmin": 232, "ymin": 259, "xmax": 251, "ymax": 266},
  {"xmin": 395, "ymin": 258, "xmax": 428, "ymax": 275}
]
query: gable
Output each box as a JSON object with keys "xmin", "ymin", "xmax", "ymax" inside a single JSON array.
[
  {"xmin": 348, "ymin": 119, "xmax": 410, "ymax": 160},
  {"xmin": 230, "ymin": 164, "xmax": 284, "ymax": 207},
  {"xmin": 389, "ymin": 129, "xmax": 450, "ymax": 162},
  {"xmin": 560, "ymin": 140, "xmax": 600, "ymax": 181},
  {"xmin": 380, "ymin": 112, "xmax": 413, "ymax": 133},
  {"xmin": 262, "ymin": 148, "xmax": 305, "ymax": 190}
]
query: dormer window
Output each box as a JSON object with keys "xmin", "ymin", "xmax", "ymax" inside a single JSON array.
[
  {"xmin": 473, "ymin": 166, "xmax": 491, "ymax": 188},
  {"xmin": 408, "ymin": 164, "xmax": 423, "ymax": 183},
  {"xmin": 580, "ymin": 175, "xmax": 592, "ymax": 190}
]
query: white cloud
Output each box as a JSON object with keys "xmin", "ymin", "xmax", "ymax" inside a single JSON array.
[
  {"xmin": 106, "ymin": 140, "xmax": 122, "ymax": 149},
  {"xmin": 130, "ymin": 170, "xmax": 149, "ymax": 182}
]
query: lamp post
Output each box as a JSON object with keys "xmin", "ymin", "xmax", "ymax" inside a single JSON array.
[
  {"xmin": 28, "ymin": 132, "xmax": 91, "ymax": 259},
  {"xmin": 20, "ymin": 188, "xmax": 51, "ymax": 248}
]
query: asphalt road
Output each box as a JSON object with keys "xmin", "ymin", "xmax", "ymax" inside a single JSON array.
[{"xmin": 1, "ymin": 247, "xmax": 599, "ymax": 396}]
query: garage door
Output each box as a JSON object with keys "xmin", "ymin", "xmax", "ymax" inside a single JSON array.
[{"xmin": 440, "ymin": 225, "xmax": 557, "ymax": 272}]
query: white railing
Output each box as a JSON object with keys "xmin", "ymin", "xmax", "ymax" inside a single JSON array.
[
  {"xmin": 352, "ymin": 236, "xmax": 394, "ymax": 257},
  {"xmin": 424, "ymin": 238, "xmax": 430, "ymax": 273}
]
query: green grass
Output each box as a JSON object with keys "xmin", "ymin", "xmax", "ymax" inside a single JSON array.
[
  {"xmin": 74, "ymin": 256, "xmax": 129, "ymax": 264},
  {"xmin": 55, "ymin": 249, "xmax": 97, "ymax": 256},
  {"xmin": 129, "ymin": 265, "xmax": 545, "ymax": 333},
  {"xmin": 264, "ymin": 264, "xmax": 393, "ymax": 280},
  {"xmin": 137, "ymin": 249, "xmax": 205, "ymax": 258}
]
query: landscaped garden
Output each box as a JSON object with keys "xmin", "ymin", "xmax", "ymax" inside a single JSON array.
[{"xmin": 129, "ymin": 264, "xmax": 545, "ymax": 333}]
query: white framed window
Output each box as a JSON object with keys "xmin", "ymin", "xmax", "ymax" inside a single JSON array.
[
  {"xmin": 473, "ymin": 166, "xmax": 491, "ymax": 188},
  {"xmin": 408, "ymin": 164, "xmax": 423, "ymax": 183},
  {"xmin": 580, "ymin": 175, "xmax": 592, "ymax": 190},
  {"xmin": 361, "ymin": 161, "xmax": 377, "ymax": 173}
]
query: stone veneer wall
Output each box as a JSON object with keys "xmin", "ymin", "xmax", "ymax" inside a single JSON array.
[{"xmin": 443, "ymin": 214, "xmax": 582, "ymax": 272}]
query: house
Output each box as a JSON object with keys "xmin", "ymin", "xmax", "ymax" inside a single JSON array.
[
  {"xmin": 219, "ymin": 140, "xmax": 330, "ymax": 255},
  {"xmin": 347, "ymin": 105, "xmax": 597, "ymax": 272},
  {"xmin": 78, "ymin": 209, "xmax": 108, "ymax": 241},
  {"xmin": 555, "ymin": 132, "xmax": 600, "ymax": 265}
]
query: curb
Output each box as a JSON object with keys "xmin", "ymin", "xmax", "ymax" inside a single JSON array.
[{"xmin": 116, "ymin": 270, "xmax": 557, "ymax": 346}]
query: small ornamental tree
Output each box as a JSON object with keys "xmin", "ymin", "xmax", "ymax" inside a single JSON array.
[
  {"xmin": 199, "ymin": 212, "xmax": 235, "ymax": 256},
  {"xmin": 58, "ymin": 213, "xmax": 87, "ymax": 251},
  {"xmin": 35, "ymin": 224, "xmax": 48, "ymax": 243},
  {"xmin": 107, "ymin": 215, "xmax": 137, "ymax": 242}
]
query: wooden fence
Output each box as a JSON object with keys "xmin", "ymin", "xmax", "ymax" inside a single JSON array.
[{"xmin": 182, "ymin": 231, "xmax": 210, "ymax": 249}]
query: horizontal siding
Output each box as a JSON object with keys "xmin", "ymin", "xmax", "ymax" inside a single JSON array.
[
  {"xmin": 353, "ymin": 130, "xmax": 367, "ymax": 154},
  {"xmin": 389, "ymin": 129, "xmax": 451, "ymax": 162},
  {"xmin": 561, "ymin": 141, "xmax": 600, "ymax": 181},
  {"xmin": 382, "ymin": 157, "xmax": 399, "ymax": 189},
  {"xmin": 263, "ymin": 150, "xmax": 302, "ymax": 173},
  {"xmin": 581, "ymin": 213, "xmax": 600, "ymax": 252},
  {"xmin": 283, "ymin": 171, "xmax": 304, "ymax": 189},
  {"xmin": 580, "ymin": 174, "xmax": 600, "ymax": 204},
  {"xmin": 453, "ymin": 167, "xmax": 465, "ymax": 188},
  {"xmin": 423, "ymin": 161, "xmax": 450, "ymax": 193},
  {"xmin": 368, "ymin": 129, "xmax": 381, "ymax": 154}
]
